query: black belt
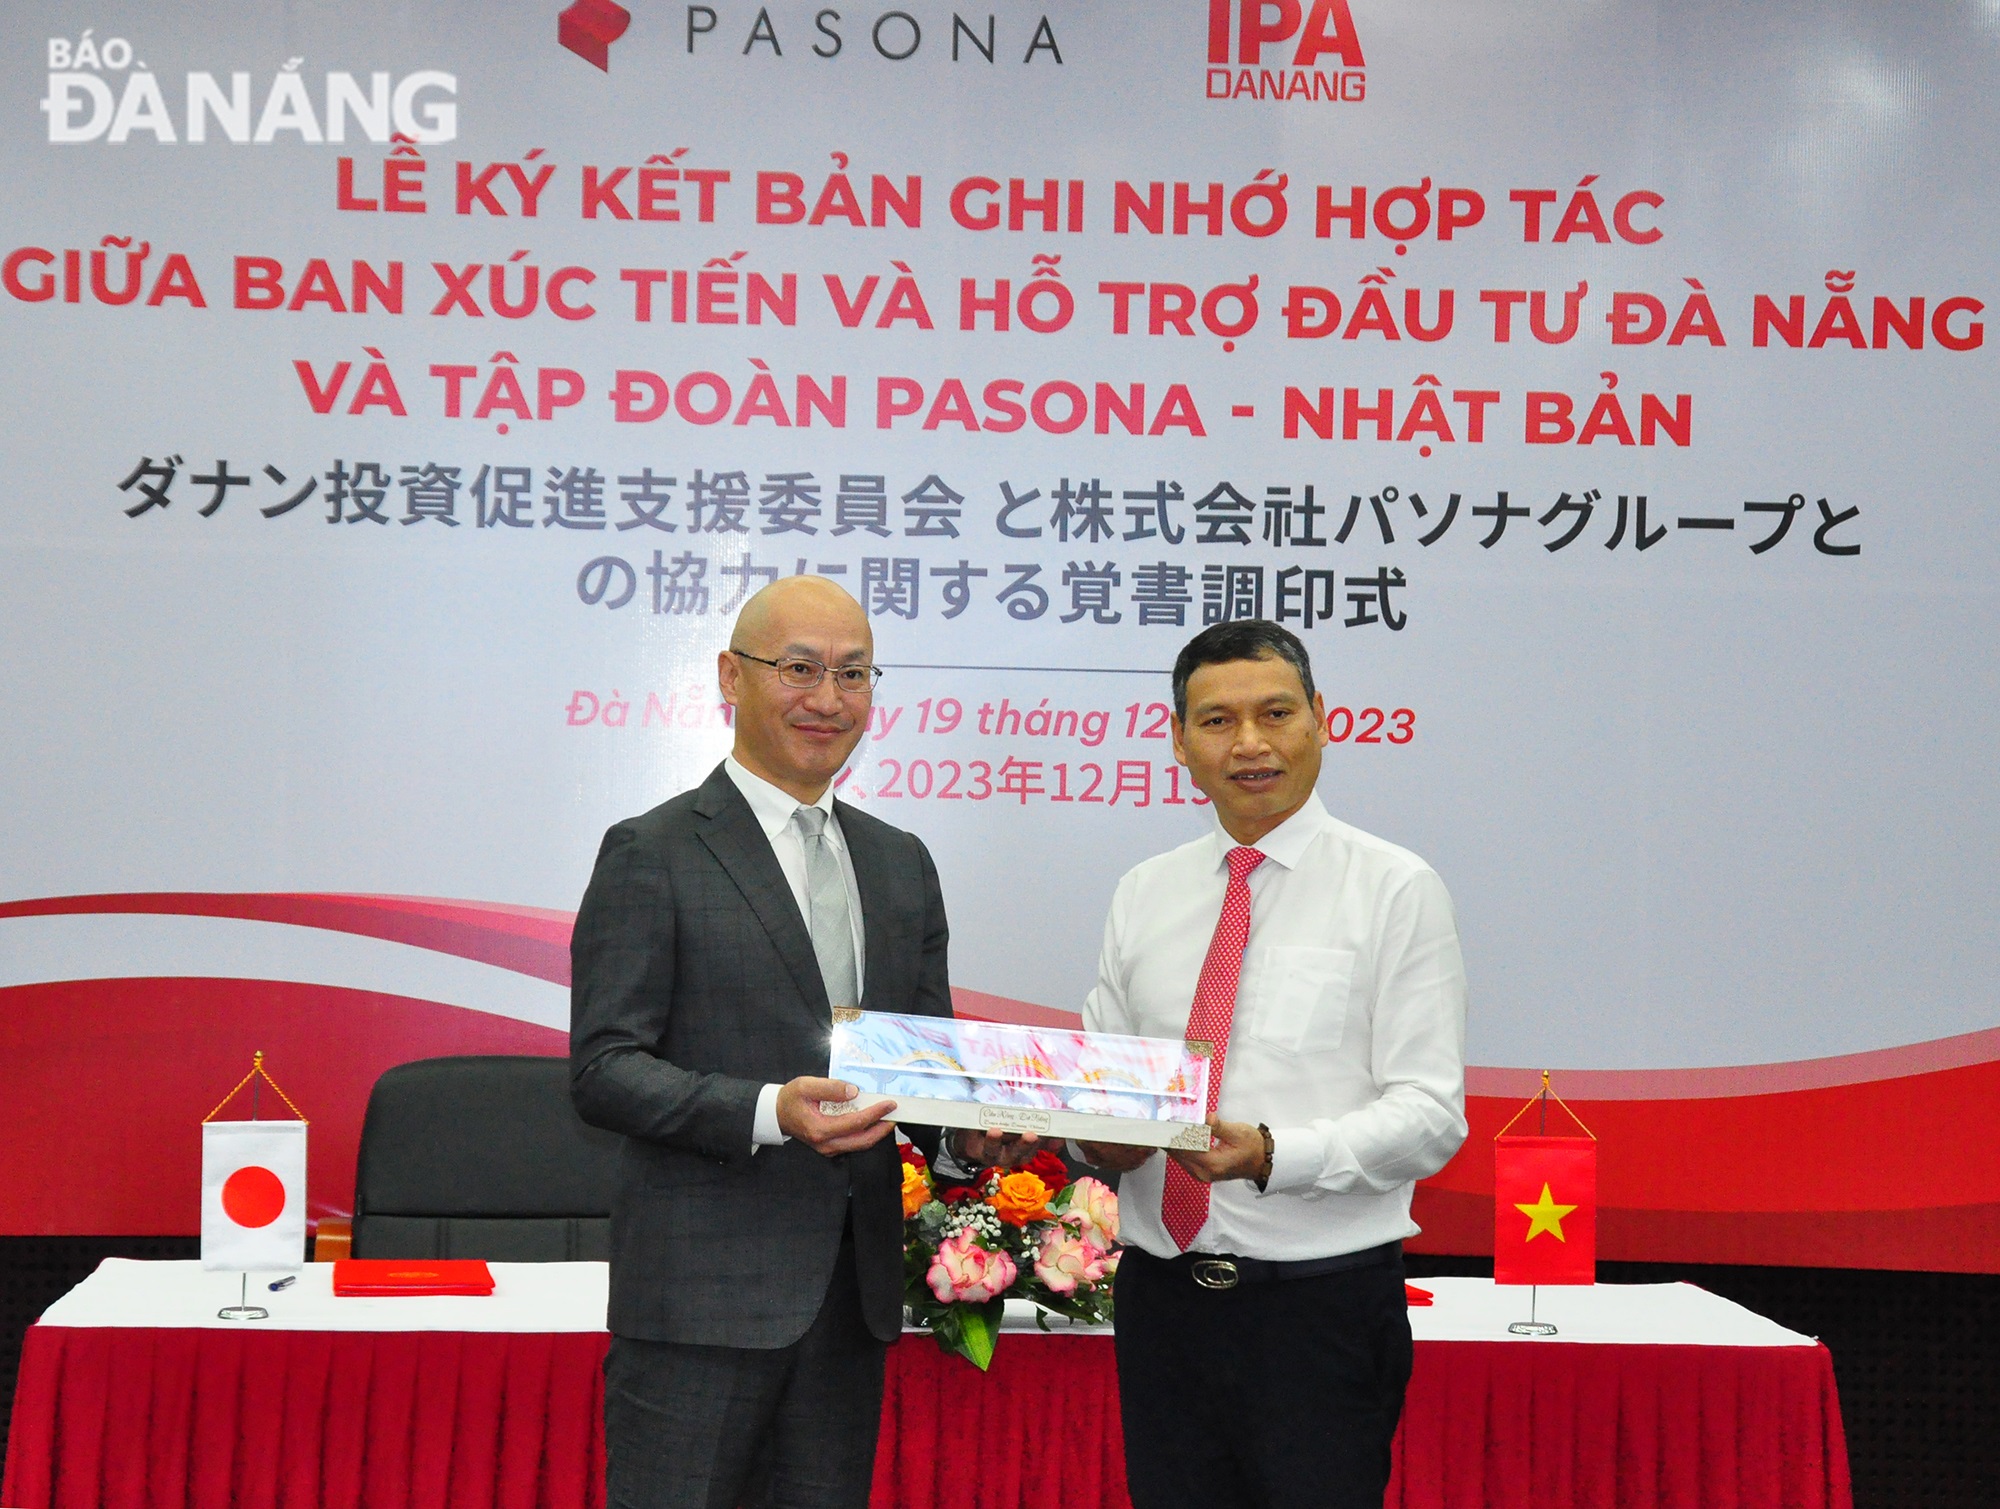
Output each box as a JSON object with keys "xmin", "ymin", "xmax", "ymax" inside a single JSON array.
[{"xmin": 1148, "ymin": 1240, "xmax": 1401, "ymax": 1291}]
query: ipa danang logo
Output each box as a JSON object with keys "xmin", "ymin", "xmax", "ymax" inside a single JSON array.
[{"xmin": 1206, "ymin": 0, "xmax": 1365, "ymax": 103}]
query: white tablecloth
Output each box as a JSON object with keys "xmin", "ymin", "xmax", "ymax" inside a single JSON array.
[
  {"xmin": 1408, "ymin": 1275, "xmax": 1814, "ymax": 1346},
  {"xmin": 37, "ymin": 1259, "xmax": 1813, "ymax": 1348},
  {"xmin": 38, "ymin": 1258, "xmax": 609, "ymax": 1332}
]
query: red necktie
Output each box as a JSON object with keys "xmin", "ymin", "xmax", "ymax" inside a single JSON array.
[{"xmin": 1162, "ymin": 844, "xmax": 1267, "ymax": 1252}]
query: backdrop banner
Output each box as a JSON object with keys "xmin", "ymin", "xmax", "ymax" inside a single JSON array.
[{"xmin": 1, "ymin": 1, "xmax": 1995, "ymax": 1269}]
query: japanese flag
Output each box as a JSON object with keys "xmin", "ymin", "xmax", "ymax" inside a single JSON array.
[{"xmin": 201, "ymin": 1121, "xmax": 307, "ymax": 1271}]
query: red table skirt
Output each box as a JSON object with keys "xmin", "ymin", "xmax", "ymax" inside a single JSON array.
[
  {"xmin": 1, "ymin": 1327, "xmax": 607, "ymax": 1509},
  {"xmin": 1392, "ymin": 1340, "xmax": 1851, "ymax": 1509},
  {"xmin": 4, "ymin": 1326, "xmax": 1849, "ymax": 1509},
  {"xmin": 873, "ymin": 1335, "xmax": 1131, "ymax": 1509}
]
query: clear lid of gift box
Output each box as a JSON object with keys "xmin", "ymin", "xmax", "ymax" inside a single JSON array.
[{"xmin": 827, "ymin": 1010, "xmax": 1209, "ymax": 1125}]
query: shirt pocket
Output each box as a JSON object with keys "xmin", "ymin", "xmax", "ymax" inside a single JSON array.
[{"xmin": 1247, "ymin": 945, "xmax": 1355, "ymax": 1055}]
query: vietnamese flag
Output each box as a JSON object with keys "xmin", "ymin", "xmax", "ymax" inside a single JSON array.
[
  {"xmin": 201, "ymin": 1120, "xmax": 307, "ymax": 1272},
  {"xmin": 1493, "ymin": 1133, "xmax": 1596, "ymax": 1285}
]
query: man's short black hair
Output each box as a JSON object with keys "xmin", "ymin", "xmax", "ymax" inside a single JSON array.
[{"xmin": 1171, "ymin": 620, "xmax": 1318, "ymax": 721}]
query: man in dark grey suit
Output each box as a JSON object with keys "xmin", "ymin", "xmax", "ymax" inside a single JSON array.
[{"xmin": 571, "ymin": 575, "xmax": 978, "ymax": 1509}]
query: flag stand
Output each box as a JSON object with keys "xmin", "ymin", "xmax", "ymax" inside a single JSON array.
[
  {"xmin": 1507, "ymin": 1286, "xmax": 1557, "ymax": 1337},
  {"xmin": 204, "ymin": 1051, "xmax": 309, "ymax": 1322},
  {"xmin": 1505, "ymin": 1073, "xmax": 1559, "ymax": 1334},
  {"xmin": 218, "ymin": 1272, "xmax": 269, "ymax": 1322},
  {"xmin": 1497, "ymin": 1069, "xmax": 1595, "ymax": 1337}
]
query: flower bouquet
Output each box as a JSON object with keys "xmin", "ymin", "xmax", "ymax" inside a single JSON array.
[{"xmin": 899, "ymin": 1143, "xmax": 1120, "ymax": 1370}]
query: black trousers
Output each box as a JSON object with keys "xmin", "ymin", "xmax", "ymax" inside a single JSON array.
[
  {"xmin": 603, "ymin": 1232, "xmax": 887, "ymax": 1509},
  {"xmin": 1113, "ymin": 1246, "xmax": 1414, "ymax": 1509}
]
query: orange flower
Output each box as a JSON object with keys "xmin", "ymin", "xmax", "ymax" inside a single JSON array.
[
  {"xmin": 900, "ymin": 1160, "xmax": 932, "ymax": 1218},
  {"xmin": 986, "ymin": 1170, "xmax": 1052, "ymax": 1227}
]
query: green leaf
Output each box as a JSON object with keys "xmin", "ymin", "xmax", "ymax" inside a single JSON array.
[{"xmin": 956, "ymin": 1298, "xmax": 1003, "ymax": 1371}]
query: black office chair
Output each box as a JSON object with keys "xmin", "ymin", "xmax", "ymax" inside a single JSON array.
[{"xmin": 351, "ymin": 1055, "xmax": 622, "ymax": 1261}]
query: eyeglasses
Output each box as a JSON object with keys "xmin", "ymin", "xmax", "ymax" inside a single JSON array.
[{"xmin": 731, "ymin": 650, "xmax": 883, "ymax": 695}]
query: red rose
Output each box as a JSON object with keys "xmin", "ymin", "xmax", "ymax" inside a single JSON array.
[
  {"xmin": 898, "ymin": 1141, "xmax": 928, "ymax": 1170},
  {"xmin": 1024, "ymin": 1149, "xmax": 1071, "ymax": 1193},
  {"xmin": 937, "ymin": 1185, "xmax": 981, "ymax": 1205}
]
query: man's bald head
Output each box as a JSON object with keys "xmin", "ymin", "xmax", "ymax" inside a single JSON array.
[{"xmin": 730, "ymin": 574, "xmax": 867, "ymax": 650}]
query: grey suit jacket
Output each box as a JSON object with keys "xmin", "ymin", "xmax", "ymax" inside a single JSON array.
[{"xmin": 569, "ymin": 763, "xmax": 952, "ymax": 1348}]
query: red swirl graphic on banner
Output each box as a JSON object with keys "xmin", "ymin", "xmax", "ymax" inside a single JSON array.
[
  {"xmin": 0, "ymin": 891, "xmax": 573, "ymax": 983},
  {"xmin": 2, "ymin": 892, "xmax": 1996, "ymax": 1270}
]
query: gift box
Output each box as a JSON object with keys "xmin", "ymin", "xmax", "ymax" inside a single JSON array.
[{"xmin": 823, "ymin": 1009, "xmax": 1212, "ymax": 1149}]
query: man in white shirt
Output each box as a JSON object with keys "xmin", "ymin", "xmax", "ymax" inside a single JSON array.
[{"xmin": 1079, "ymin": 619, "xmax": 1468, "ymax": 1509}]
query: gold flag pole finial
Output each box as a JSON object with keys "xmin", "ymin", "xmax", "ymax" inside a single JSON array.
[
  {"xmin": 202, "ymin": 1051, "xmax": 310, "ymax": 1125},
  {"xmin": 1493, "ymin": 1068, "xmax": 1597, "ymax": 1142}
]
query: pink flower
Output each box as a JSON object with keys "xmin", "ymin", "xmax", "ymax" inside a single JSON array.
[
  {"xmin": 926, "ymin": 1231, "xmax": 1017, "ymax": 1304},
  {"xmin": 1033, "ymin": 1226, "xmax": 1110, "ymax": 1297},
  {"xmin": 1063, "ymin": 1176, "xmax": 1120, "ymax": 1250}
]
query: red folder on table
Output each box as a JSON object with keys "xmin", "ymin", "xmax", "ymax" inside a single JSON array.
[{"xmin": 332, "ymin": 1259, "xmax": 495, "ymax": 1296}]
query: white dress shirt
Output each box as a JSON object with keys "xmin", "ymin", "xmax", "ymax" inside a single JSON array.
[
  {"xmin": 1083, "ymin": 792, "xmax": 1468, "ymax": 1261},
  {"xmin": 723, "ymin": 756, "xmax": 866, "ymax": 1148}
]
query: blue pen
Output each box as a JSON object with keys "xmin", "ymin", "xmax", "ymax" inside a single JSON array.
[{"xmin": 268, "ymin": 1275, "xmax": 297, "ymax": 1292}]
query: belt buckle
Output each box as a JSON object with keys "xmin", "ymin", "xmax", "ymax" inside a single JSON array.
[{"xmin": 1191, "ymin": 1259, "xmax": 1239, "ymax": 1290}]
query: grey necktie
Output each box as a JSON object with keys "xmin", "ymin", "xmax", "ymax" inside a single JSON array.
[{"xmin": 792, "ymin": 806, "xmax": 859, "ymax": 1010}]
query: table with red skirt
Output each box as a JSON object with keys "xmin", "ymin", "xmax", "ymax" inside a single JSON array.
[{"xmin": 3, "ymin": 1261, "xmax": 1851, "ymax": 1509}]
